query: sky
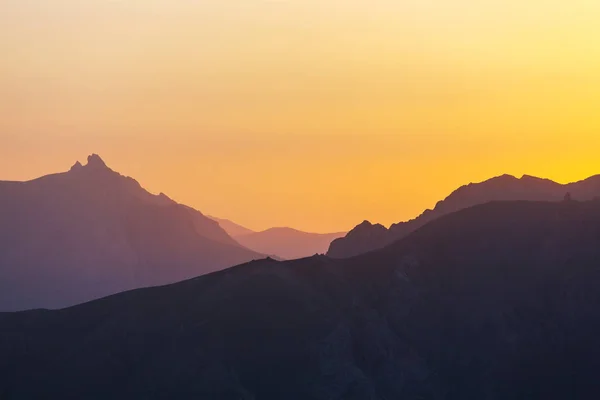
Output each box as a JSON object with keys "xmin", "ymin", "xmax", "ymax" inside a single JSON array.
[{"xmin": 1, "ymin": 0, "xmax": 600, "ymax": 232}]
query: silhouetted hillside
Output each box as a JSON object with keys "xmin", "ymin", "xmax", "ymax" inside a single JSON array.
[
  {"xmin": 328, "ymin": 173, "xmax": 600, "ymax": 258},
  {"xmin": 2, "ymin": 200, "xmax": 600, "ymax": 399},
  {"xmin": 0, "ymin": 155, "xmax": 264, "ymax": 311},
  {"xmin": 234, "ymin": 227, "xmax": 346, "ymax": 260},
  {"xmin": 208, "ymin": 216, "xmax": 256, "ymax": 237}
]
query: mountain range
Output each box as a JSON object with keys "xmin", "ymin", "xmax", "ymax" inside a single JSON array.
[
  {"xmin": 328, "ymin": 173, "xmax": 600, "ymax": 258},
  {"xmin": 232, "ymin": 227, "xmax": 345, "ymax": 260},
  {"xmin": 0, "ymin": 155, "xmax": 264, "ymax": 311},
  {"xmin": 209, "ymin": 217, "xmax": 346, "ymax": 260},
  {"xmin": 2, "ymin": 199, "xmax": 600, "ymax": 398}
]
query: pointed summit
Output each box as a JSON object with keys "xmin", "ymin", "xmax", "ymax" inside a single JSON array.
[
  {"xmin": 0, "ymin": 155, "xmax": 264, "ymax": 310},
  {"xmin": 353, "ymin": 220, "xmax": 387, "ymax": 232},
  {"xmin": 158, "ymin": 192, "xmax": 170, "ymax": 199},
  {"xmin": 69, "ymin": 161, "xmax": 83, "ymax": 171},
  {"xmin": 86, "ymin": 154, "xmax": 108, "ymax": 169}
]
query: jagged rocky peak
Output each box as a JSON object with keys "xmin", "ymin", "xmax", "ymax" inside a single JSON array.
[
  {"xmin": 68, "ymin": 154, "xmax": 111, "ymax": 175},
  {"xmin": 69, "ymin": 161, "xmax": 83, "ymax": 171},
  {"xmin": 351, "ymin": 220, "xmax": 376, "ymax": 233},
  {"xmin": 355, "ymin": 220, "xmax": 386, "ymax": 229},
  {"xmin": 356, "ymin": 220, "xmax": 387, "ymax": 230},
  {"xmin": 345, "ymin": 220, "xmax": 389, "ymax": 238},
  {"xmin": 86, "ymin": 154, "xmax": 108, "ymax": 169}
]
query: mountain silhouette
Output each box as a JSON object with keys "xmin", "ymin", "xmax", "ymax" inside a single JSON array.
[
  {"xmin": 208, "ymin": 216, "xmax": 256, "ymax": 237},
  {"xmin": 0, "ymin": 155, "xmax": 264, "ymax": 311},
  {"xmin": 2, "ymin": 199, "xmax": 600, "ymax": 398},
  {"xmin": 208, "ymin": 217, "xmax": 346, "ymax": 260},
  {"xmin": 233, "ymin": 227, "xmax": 346, "ymax": 260},
  {"xmin": 328, "ymin": 173, "xmax": 600, "ymax": 258}
]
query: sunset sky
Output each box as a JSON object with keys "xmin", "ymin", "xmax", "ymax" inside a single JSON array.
[{"xmin": 2, "ymin": 1, "xmax": 600, "ymax": 232}]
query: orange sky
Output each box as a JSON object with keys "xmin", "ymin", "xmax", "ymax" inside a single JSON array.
[{"xmin": 1, "ymin": 1, "xmax": 600, "ymax": 232}]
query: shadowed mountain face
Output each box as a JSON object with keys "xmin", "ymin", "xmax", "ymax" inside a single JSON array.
[
  {"xmin": 0, "ymin": 155, "xmax": 263, "ymax": 311},
  {"xmin": 2, "ymin": 200, "xmax": 600, "ymax": 399},
  {"xmin": 328, "ymin": 173, "xmax": 600, "ymax": 258},
  {"xmin": 234, "ymin": 227, "xmax": 346, "ymax": 260}
]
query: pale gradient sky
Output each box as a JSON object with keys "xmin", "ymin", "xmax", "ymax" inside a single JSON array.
[{"xmin": 1, "ymin": 1, "xmax": 600, "ymax": 232}]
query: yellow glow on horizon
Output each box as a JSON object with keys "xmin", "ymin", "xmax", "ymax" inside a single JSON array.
[{"xmin": 1, "ymin": 0, "xmax": 600, "ymax": 232}]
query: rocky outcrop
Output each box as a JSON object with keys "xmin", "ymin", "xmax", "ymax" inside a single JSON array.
[{"xmin": 328, "ymin": 221, "xmax": 389, "ymax": 258}]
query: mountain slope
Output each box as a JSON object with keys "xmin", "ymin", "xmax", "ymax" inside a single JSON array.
[
  {"xmin": 234, "ymin": 227, "xmax": 346, "ymax": 260},
  {"xmin": 2, "ymin": 200, "xmax": 600, "ymax": 398},
  {"xmin": 208, "ymin": 216, "xmax": 256, "ymax": 237},
  {"xmin": 328, "ymin": 173, "xmax": 600, "ymax": 258},
  {"xmin": 0, "ymin": 155, "xmax": 263, "ymax": 311}
]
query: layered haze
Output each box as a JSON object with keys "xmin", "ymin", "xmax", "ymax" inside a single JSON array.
[
  {"xmin": 3, "ymin": 2, "xmax": 600, "ymax": 395},
  {"xmin": 2, "ymin": 0, "xmax": 600, "ymax": 232}
]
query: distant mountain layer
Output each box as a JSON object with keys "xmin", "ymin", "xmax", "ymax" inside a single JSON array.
[
  {"xmin": 3, "ymin": 200, "xmax": 600, "ymax": 398},
  {"xmin": 0, "ymin": 155, "xmax": 264, "ymax": 311},
  {"xmin": 208, "ymin": 216, "xmax": 256, "ymax": 237},
  {"xmin": 328, "ymin": 173, "xmax": 600, "ymax": 258},
  {"xmin": 208, "ymin": 217, "xmax": 346, "ymax": 260},
  {"xmin": 234, "ymin": 227, "xmax": 346, "ymax": 260}
]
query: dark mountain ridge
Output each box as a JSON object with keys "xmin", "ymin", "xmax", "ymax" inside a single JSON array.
[
  {"xmin": 328, "ymin": 173, "xmax": 600, "ymax": 258},
  {"xmin": 2, "ymin": 199, "xmax": 600, "ymax": 398},
  {"xmin": 0, "ymin": 155, "xmax": 264, "ymax": 311}
]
